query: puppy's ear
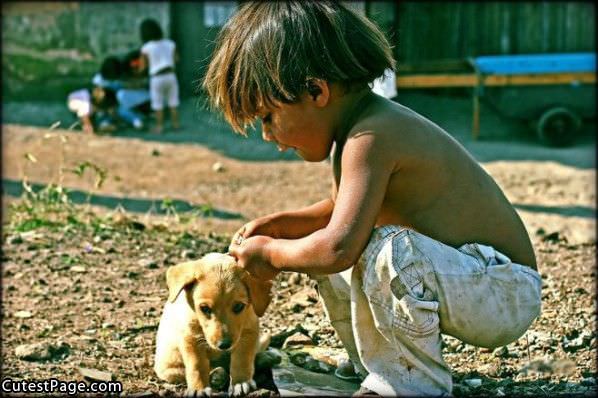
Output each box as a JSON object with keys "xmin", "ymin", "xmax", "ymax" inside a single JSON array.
[
  {"xmin": 243, "ymin": 274, "xmax": 273, "ymax": 317},
  {"xmin": 166, "ymin": 261, "xmax": 203, "ymax": 303}
]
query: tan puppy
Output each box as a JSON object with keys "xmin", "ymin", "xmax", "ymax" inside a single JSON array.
[{"xmin": 154, "ymin": 253, "xmax": 273, "ymax": 397}]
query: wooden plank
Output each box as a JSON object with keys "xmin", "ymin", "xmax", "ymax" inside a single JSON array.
[
  {"xmin": 396, "ymin": 72, "xmax": 596, "ymax": 88},
  {"xmin": 396, "ymin": 74, "xmax": 477, "ymax": 88},
  {"xmin": 484, "ymin": 72, "xmax": 596, "ymax": 86}
]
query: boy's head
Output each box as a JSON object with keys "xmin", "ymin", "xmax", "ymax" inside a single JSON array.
[
  {"xmin": 203, "ymin": 1, "xmax": 395, "ymax": 135},
  {"xmin": 140, "ymin": 18, "xmax": 163, "ymax": 43},
  {"xmin": 100, "ymin": 56, "xmax": 122, "ymax": 80}
]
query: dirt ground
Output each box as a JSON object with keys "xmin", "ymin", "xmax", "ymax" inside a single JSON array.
[{"xmin": 1, "ymin": 94, "xmax": 596, "ymax": 396}]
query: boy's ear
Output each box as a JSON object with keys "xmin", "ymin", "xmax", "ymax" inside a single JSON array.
[
  {"xmin": 306, "ymin": 78, "xmax": 330, "ymax": 107},
  {"xmin": 166, "ymin": 260, "xmax": 204, "ymax": 303},
  {"xmin": 242, "ymin": 273, "xmax": 273, "ymax": 317}
]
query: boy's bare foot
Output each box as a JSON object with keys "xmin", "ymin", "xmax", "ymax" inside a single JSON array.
[{"xmin": 352, "ymin": 386, "xmax": 379, "ymax": 397}]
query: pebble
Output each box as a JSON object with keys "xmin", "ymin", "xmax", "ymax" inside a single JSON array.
[
  {"xmin": 14, "ymin": 310, "xmax": 33, "ymax": 318},
  {"xmin": 304, "ymin": 356, "xmax": 334, "ymax": 373},
  {"xmin": 70, "ymin": 265, "xmax": 87, "ymax": 273},
  {"xmin": 282, "ymin": 332, "xmax": 315, "ymax": 349},
  {"xmin": 16, "ymin": 342, "xmax": 70, "ymax": 362},
  {"xmin": 255, "ymin": 349, "xmax": 283, "ymax": 370},
  {"xmin": 79, "ymin": 367, "xmax": 114, "ymax": 382},
  {"xmin": 582, "ymin": 377, "xmax": 596, "ymax": 386},
  {"xmin": 464, "ymin": 379, "xmax": 482, "ymax": 388},
  {"xmin": 212, "ymin": 162, "xmax": 225, "ymax": 172},
  {"xmin": 289, "ymin": 351, "xmax": 309, "ymax": 367},
  {"xmin": 209, "ymin": 366, "xmax": 228, "ymax": 390}
]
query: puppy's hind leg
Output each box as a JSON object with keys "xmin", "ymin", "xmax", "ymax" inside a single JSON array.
[
  {"xmin": 155, "ymin": 344, "xmax": 186, "ymax": 383},
  {"xmin": 155, "ymin": 365, "xmax": 186, "ymax": 384}
]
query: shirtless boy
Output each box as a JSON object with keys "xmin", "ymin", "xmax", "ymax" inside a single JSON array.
[{"xmin": 203, "ymin": 2, "xmax": 542, "ymax": 396}]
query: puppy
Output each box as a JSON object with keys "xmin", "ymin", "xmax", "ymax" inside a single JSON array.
[{"xmin": 154, "ymin": 253, "xmax": 273, "ymax": 396}]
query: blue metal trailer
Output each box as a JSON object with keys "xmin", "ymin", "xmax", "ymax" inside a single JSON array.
[{"xmin": 396, "ymin": 53, "xmax": 596, "ymax": 146}]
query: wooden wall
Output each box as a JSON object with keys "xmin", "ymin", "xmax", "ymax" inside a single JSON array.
[{"xmin": 366, "ymin": 2, "xmax": 595, "ymax": 69}]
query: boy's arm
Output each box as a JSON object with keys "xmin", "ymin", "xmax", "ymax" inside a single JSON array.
[
  {"xmin": 237, "ymin": 198, "xmax": 334, "ymax": 241},
  {"xmin": 232, "ymin": 131, "xmax": 395, "ymax": 276}
]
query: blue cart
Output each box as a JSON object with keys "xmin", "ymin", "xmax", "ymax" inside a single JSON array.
[{"xmin": 397, "ymin": 52, "xmax": 596, "ymax": 146}]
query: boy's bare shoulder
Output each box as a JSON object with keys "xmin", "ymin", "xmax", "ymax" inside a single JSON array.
[{"xmin": 346, "ymin": 98, "xmax": 443, "ymax": 156}]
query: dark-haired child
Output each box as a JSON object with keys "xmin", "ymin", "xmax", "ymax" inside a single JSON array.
[
  {"xmin": 204, "ymin": 2, "xmax": 541, "ymax": 396},
  {"xmin": 140, "ymin": 18, "xmax": 180, "ymax": 133}
]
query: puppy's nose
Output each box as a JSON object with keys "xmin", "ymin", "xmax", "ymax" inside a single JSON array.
[{"xmin": 217, "ymin": 336, "xmax": 232, "ymax": 350}]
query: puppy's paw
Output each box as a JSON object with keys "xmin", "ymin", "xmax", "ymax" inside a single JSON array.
[
  {"xmin": 228, "ymin": 379, "xmax": 257, "ymax": 397},
  {"xmin": 185, "ymin": 386, "xmax": 213, "ymax": 397}
]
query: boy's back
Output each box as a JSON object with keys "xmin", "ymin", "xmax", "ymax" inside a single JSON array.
[{"xmin": 334, "ymin": 94, "xmax": 537, "ymax": 269}]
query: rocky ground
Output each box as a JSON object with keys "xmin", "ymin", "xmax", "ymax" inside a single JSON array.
[{"xmin": 1, "ymin": 110, "xmax": 596, "ymax": 396}]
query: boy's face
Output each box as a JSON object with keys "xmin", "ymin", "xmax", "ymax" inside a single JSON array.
[{"xmin": 258, "ymin": 92, "xmax": 334, "ymax": 162}]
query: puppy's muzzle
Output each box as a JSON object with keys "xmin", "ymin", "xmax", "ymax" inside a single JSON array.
[{"xmin": 217, "ymin": 336, "xmax": 233, "ymax": 351}]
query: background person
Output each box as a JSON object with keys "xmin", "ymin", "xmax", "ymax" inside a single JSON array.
[{"xmin": 139, "ymin": 18, "xmax": 180, "ymax": 133}]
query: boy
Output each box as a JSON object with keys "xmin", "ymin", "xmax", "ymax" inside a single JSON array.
[{"xmin": 204, "ymin": 2, "xmax": 542, "ymax": 396}]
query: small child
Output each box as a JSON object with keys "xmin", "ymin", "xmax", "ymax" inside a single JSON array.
[
  {"xmin": 139, "ymin": 18, "xmax": 180, "ymax": 133},
  {"xmin": 203, "ymin": 2, "xmax": 542, "ymax": 397},
  {"xmin": 66, "ymin": 85, "xmax": 117, "ymax": 134}
]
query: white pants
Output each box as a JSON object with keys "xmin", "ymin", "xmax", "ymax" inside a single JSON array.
[
  {"xmin": 313, "ymin": 226, "xmax": 542, "ymax": 396},
  {"xmin": 150, "ymin": 72, "xmax": 179, "ymax": 111}
]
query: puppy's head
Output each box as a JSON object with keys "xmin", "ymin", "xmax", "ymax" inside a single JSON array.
[{"xmin": 166, "ymin": 252, "xmax": 273, "ymax": 351}]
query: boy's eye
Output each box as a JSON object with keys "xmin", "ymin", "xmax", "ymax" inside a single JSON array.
[
  {"xmin": 199, "ymin": 305, "xmax": 212, "ymax": 316},
  {"xmin": 232, "ymin": 302, "xmax": 246, "ymax": 314},
  {"xmin": 261, "ymin": 113, "xmax": 272, "ymax": 124}
]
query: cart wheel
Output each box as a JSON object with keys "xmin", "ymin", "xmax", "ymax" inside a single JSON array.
[{"xmin": 536, "ymin": 107, "xmax": 581, "ymax": 147}]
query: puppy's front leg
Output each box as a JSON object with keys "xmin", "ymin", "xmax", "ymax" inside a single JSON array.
[
  {"xmin": 229, "ymin": 328, "xmax": 259, "ymax": 396},
  {"xmin": 180, "ymin": 335, "xmax": 211, "ymax": 396}
]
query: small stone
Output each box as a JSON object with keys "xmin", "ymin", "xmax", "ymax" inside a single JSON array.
[
  {"xmin": 464, "ymin": 379, "xmax": 482, "ymax": 388},
  {"xmin": 16, "ymin": 342, "xmax": 70, "ymax": 362},
  {"xmin": 209, "ymin": 366, "xmax": 228, "ymax": 390},
  {"xmin": 255, "ymin": 349, "xmax": 282, "ymax": 370},
  {"xmin": 14, "ymin": 310, "xmax": 33, "ymax": 318},
  {"xmin": 582, "ymin": 377, "xmax": 596, "ymax": 386},
  {"xmin": 282, "ymin": 332, "xmax": 314, "ymax": 349},
  {"xmin": 304, "ymin": 357, "xmax": 334, "ymax": 373},
  {"xmin": 289, "ymin": 351, "xmax": 309, "ymax": 367},
  {"xmin": 79, "ymin": 367, "xmax": 114, "ymax": 382},
  {"xmin": 71, "ymin": 266, "xmax": 87, "ymax": 273},
  {"xmin": 138, "ymin": 258, "xmax": 158, "ymax": 269},
  {"xmin": 335, "ymin": 359, "xmax": 362, "ymax": 381},
  {"xmin": 212, "ymin": 162, "xmax": 225, "ymax": 172}
]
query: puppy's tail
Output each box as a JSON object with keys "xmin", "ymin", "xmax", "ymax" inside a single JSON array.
[{"xmin": 258, "ymin": 332, "xmax": 271, "ymax": 352}]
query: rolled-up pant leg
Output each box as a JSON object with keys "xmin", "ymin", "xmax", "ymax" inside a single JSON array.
[{"xmin": 311, "ymin": 270, "xmax": 368, "ymax": 378}]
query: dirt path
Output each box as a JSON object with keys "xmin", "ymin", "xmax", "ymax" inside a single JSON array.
[{"xmin": 2, "ymin": 123, "xmax": 596, "ymax": 396}]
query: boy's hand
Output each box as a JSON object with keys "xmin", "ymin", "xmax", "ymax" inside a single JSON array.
[
  {"xmin": 230, "ymin": 216, "xmax": 278, "ymax": 248},
  {"xmin": 229, "ymin": 235, "xmax": 280, "ymax": 281}
]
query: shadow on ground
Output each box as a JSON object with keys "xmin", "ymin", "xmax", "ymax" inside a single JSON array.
[
  {"xmin": 2, "ymin": 178, "xmax": 243, "ymax": 220},
  {"xmin": 2, "ymin": 93, "xmax": 595, "ymax": 168}
]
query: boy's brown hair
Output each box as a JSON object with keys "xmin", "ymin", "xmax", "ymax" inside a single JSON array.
[{"xmin": 203, "ymin": 1, "xmax": 395, "ymax": 134}]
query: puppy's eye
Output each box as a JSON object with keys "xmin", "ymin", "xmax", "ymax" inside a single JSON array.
[
  {"xmin": 199, "ymin": 305, "xmax": 212, "ymax": 316},
  {"xmin": 232, "ymin": 302, "xmax": 246, "ymax": 314}
]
